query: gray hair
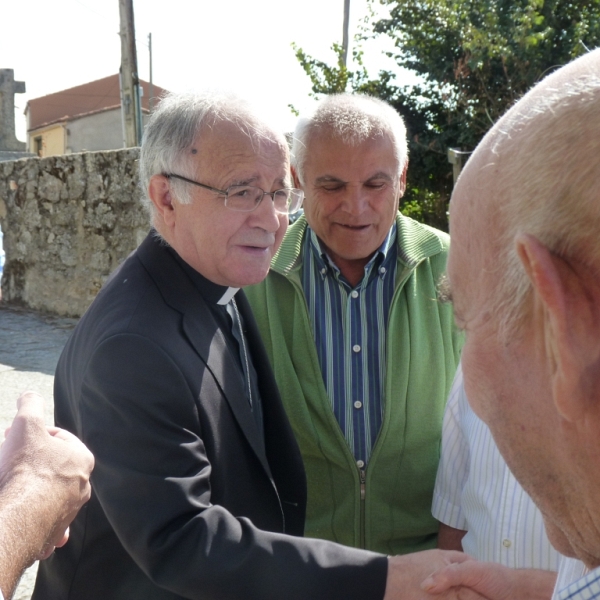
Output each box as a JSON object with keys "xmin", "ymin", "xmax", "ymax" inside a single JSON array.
[
  {"xmin": 291, "ymin": 93, "xmax": 408, "ymax": 184},
  {"xmin": 481, "ymin": 51, "xmax": 600, "ymax": 338},
  {"xmin": 139, "ymin": 91, "xmax": 284, "ymax": 220}
]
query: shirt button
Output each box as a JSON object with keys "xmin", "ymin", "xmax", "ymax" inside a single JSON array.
[
  {"xmin": 379, "ymin": 267, "xmax": 386, "ymax": 274},
  {"xmin": 354, "ymin": 401, "xmax": 362, "ymax": 409},
  {"xmin": 351, "ymin": 290, "xmax": 359, "ymax": 298},
  {"xmin": 352, "ymin": 344, "xmax": 361, "ymax": 353},
  {"xmin": 356, "ymin": 460, "xmax": 365, "ymax": 468},
  {"xmin": 320, "ymin": 267, "xmax": 327, "ymax": 275},
  {"xmin": 502, "ymin": 539, "xmax": 512, "ymax": 548}
]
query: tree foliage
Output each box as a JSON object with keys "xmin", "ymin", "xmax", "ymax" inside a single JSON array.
[{"xmin": 295, "ymin": 0, "xmax": 600, "ymax": 230}]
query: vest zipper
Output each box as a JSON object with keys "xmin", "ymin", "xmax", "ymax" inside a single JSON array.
[{"xmin": 359, "ymin": 467, "xmax": 366, "ymax": 548}]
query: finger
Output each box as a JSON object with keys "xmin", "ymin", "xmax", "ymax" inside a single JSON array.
[
  {"xmin": 5, "ymin": 393, "xmax": 46, "ymax": 443},
  {"xmin": 441, "ymin": 551, "xmax": 473, "ymax": 566},
  {"xmin": 422, "ymin": 562, "xmax": 480, "ymax": 594},
  {"xmin": 16, "ymin": 390, "xmax": 45, "ymax": 413},
  {"xmin": 38, "ymin": 543, "xmax": 57, "ymax": 561},
  {"xmin": 54, "ymin": 527, "xmax": 70, "ymax": 548},
  {"xmin": 46, "ymin": 428, "xmax": 95, "ymax": 472},
  {"xmin": 47, "ymin": 427, "xmax": 82, "ymax": 443},
  {"xmin": 42, "ymin": 526, "xmax": 72, "ymax": 560},
  {"xmin": 15, "ymin": 391, "xmax": 46, "ymax": 426}
]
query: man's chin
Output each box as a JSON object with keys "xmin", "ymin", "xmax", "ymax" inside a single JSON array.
[{"xmin": 229, "ymin": 267, "xmax": 271, "ymax": 288}]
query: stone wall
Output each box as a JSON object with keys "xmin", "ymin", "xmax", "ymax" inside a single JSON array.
[{"xmin": 0, "ymin": 149, "xmax": 149, "ymax": 317}]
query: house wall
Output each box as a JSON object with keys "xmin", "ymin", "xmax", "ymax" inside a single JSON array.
[
  {"xmin": 29, "ymin": 109, "xmax": 153, "ymax": 156},
  {"xmin": 0, "ymin": 148, "xmax": 148, "ymax": 316},
  {"xmin": 29, "ymin": 124, "xmax": 66, "ymax": 157},
  {"xmin": 67, "ymin": 109, "xmax": 124, "ymax": 153}
]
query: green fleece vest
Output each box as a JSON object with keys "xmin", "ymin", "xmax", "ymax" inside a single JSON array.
[{"xmin": 246, "ymin": 214, "xmax": 462, "ymax": 554}]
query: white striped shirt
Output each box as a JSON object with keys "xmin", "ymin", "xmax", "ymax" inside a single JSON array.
[{"xmin": 432, "ymin": 364, "xmax": 561, "ymax": 570}]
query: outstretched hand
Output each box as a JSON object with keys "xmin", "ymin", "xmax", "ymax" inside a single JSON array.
[
  {"xmin": 384, "ymin": 549, "xmax": 486, "ymax": 600},
  {"xmin": 421, "ymin": 559, "xmax": 556, "ymax": 600}
]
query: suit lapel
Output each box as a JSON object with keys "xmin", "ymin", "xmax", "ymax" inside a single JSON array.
[
  {"xmin": 182, "ymin": 312, "xmax": 271, "ymax": 473},
  {"xmin": 235, "ymin": 292, "xmax": 278, "ymax": 401},
  {"xmin": 136, "ymin": 233, "xmax": 272, "ymax": 476}
]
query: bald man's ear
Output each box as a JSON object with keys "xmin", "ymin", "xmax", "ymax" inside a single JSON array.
[
  {"xmin": 291, "ymin": 165, "xmax": 302, "ymax": 190},
  {"xmin": 516, "ymin": 234, "xmax": 600, "ymax": 422},
  {"xmin": 149, "ymin": 174, "xmax": 176, "ymax": 229},
  {"xmin": 398, "ymin": 163, "xmax": 408, "ymax": 198}
]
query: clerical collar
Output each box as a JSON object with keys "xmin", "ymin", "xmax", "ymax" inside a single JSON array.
[
  {"xmin": 217, "ymin": 286, "xmax": 239, "ymax": 305},
  {"xmin": 166, "ymin": 246, "xmax": 239, "ymax": 305}
]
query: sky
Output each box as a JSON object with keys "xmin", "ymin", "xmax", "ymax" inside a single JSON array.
[{"xmin": 2, "ymin": 0, "xmax": 410, "ymax": 143}]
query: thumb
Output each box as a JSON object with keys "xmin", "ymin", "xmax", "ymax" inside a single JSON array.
[
  {"xmin": 422, "ymin": 561, "xmax": 488, "ymax": 595},
  {"xmin": 16, "ymin": 390, "xmax": 45, "ymax": 416}
]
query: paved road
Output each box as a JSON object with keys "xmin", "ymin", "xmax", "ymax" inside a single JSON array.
[{"xmin": 0, "ymin": 305, "xmax": 77, "ymax": 600}]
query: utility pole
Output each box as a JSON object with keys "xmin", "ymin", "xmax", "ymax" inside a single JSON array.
[
  {"xmin": 119, "ymin": 0, "xmax": 142, "ymax": 146},
  {"xmin": 342, "ymin": 0, "xmax": 351, "ymax": 67},
  {"xmin": 148, "ymin": 33, "xmax": 154, "ymax": 113},
  {"xmin": 447, "ymin": 148, "xmax": 472, "ymax": 187}
]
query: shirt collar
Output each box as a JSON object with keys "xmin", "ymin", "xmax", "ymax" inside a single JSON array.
[
  {"xmin": 167, "ymin": 246, "xmax": 239, "ymax": 305},
  {"xmin": 308, "ymin": 222, "xmax": 397, "ymax": 279}
]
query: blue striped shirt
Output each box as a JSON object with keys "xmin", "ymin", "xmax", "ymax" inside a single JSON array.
[
  {"xmin": 554, "ymin": 557, "xmax": 589, "ymax": 599},
  {"xmin": 302, "ymin": 224, "xmax": 398, "ymax": 465},
  {"xmin": 555, "ymin": 567, "xmax": 600, "ymax": 600}
]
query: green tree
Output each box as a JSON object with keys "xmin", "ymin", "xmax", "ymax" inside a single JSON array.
[{"xmin": 295, "ymin": 0, "xmax": 600, "ymax": 230}]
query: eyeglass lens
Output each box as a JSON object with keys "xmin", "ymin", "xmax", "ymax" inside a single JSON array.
[{"xmin": 226, "ymin": 186, "xmax": 301, "ymax": 214}]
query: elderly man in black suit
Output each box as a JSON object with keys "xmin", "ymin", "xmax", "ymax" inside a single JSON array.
[{"xmin": 32, "ymin": 92, "xmax": 466, "ymax": 600}]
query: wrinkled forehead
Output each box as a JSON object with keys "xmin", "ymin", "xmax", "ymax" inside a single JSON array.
[
  {"xmin": 197, "ymin": 120, "xmax": 289, "ymax": 159},
  {"xmin": 199, "ymin": 116, "xmax": 287, "ymax": 151},
  {"xmin": 190, "ymin": 118, "xmax": 289, "ymax": 182},
  {"xmin": 306, "ymin": 128, "xmax": 400, "ymax": 174},
  {"xmin": 309, "ymin": 123, "xmax": 395, "ymax": 154}
]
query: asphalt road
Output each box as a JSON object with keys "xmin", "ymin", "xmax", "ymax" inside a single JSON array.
[{"xmin": 0, "ymin": 305, "xmax": 77, "ymax": 600}]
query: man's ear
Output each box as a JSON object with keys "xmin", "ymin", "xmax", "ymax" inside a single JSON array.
[
  {"xmin": 148, "ymin": 175, "xmax": 176, "ymax": 229},
  {"xmin": 291, "ymin": 165, "xmax": 303, "ymax": 190},
  {"xmin": 516, "ymin": 233, "xmax": 600, "ymax": 422},
  {"xmin": 398, "ymin": 163, "xmax": 408, "ymax": 198}
]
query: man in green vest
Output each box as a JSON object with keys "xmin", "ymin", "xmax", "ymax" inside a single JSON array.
[{"xmin": 246, "ymin": 93, "xmax": 462, "ymax": 555}]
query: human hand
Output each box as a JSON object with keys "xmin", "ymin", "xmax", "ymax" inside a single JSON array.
[
  {"xmin": 0, "ymin": 391, "xmax": 94, "ymax": 560},
  {"xmin": 383, "ymin": 549, "xmax": 479, "ymax": 600},
  {"xmin": 421, "ymin": 560, "xmax": 556, "ymax": 600}
]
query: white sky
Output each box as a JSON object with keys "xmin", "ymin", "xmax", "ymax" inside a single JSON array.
[{"xmin": 2, "ymin": 0, "xmax": 411, "ymax": 142}]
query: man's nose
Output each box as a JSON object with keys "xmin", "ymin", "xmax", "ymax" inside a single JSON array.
[
  {"xmin": 341, "ymin": 184, "xmax": 369, "ymax": 215},
  {"xmin": 251, "ymin": 192, "xmax": 282, "ymax": 231}
]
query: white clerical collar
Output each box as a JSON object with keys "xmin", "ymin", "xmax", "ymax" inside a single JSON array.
[{"xmin": 217, "ymin": 287, "xmax": 239, "ymax": 305}]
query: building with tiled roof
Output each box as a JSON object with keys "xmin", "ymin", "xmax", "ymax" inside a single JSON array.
[{"xmin": 25, "ymin": 74, "xmax": 167, "ymax": 157}]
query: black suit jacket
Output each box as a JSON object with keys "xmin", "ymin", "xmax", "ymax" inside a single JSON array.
[{"xmin": 33, "ymin": 233, "xmax": 387, "ymax": 600}]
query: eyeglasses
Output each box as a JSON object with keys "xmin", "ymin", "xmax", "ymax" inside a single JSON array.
[{"xmin": 164, "ymin": 173, "xmax": 304, "ymax": 215}]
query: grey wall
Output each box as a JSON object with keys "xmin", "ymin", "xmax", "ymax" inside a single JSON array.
[
  {"xmin": 0, "ymin": 149, "xmax": 149, "ymax": 316},
  {"xmin": 67, "ymin": 109, "xmax": 152, "ymax": 154},
  {"xmin": 67, "ymin": 110, "xmax": 124, "ymax": 153}
]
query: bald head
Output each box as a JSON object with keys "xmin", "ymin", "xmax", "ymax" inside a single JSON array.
[{"xmin": 448, "ymin": 49, "xmax": 600, "ymax": 566}]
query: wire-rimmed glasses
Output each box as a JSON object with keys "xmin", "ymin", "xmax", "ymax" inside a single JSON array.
[{"xmin": 164, "ymin": 173, "xmax": 304, "ymax": 215}]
